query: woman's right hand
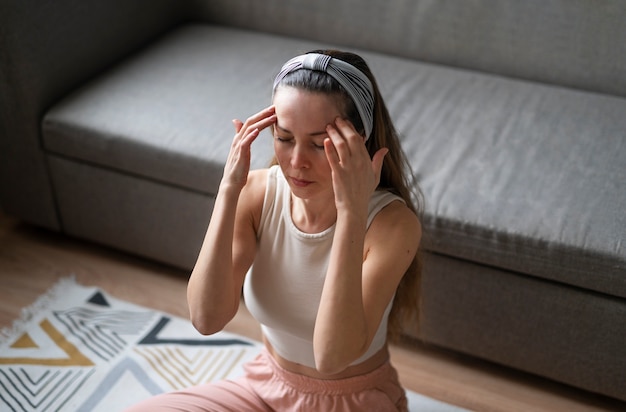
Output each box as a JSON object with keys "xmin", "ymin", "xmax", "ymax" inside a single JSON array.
[{"xmin": 222, "ymin": 105, "xmax": 277, "ymax": 191}]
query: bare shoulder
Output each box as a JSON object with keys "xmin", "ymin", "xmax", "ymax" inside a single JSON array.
[
  {"xmin": 239, "ymin": 169, "xmax": 269, "ymax": 228},
  {"xmin": 366, "ymin": 200, "xmax": 421, "ymax": 255},
  {"xmin": 243, "ymin": 169, "xmax": 269, "ymax": 197},
  {"xmin": 362, "ymin": 199, "xmax": 421, "ymax": 300}
]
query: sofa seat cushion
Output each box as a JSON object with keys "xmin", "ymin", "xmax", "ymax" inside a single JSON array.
[
  {"xmin": 43, "ymin": 25, "xmax": 298, "ymax": 196},
  {"xmin": 378, "ymin": 57, "xmax": 626, "ymax": 299},
  {"xmin": 43, "ymin": 24, "xmax": 625, "ymax": 297}
]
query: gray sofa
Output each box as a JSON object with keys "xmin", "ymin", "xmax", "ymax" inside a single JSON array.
[{"xmin": 1, "ymin": 0, "xmax": 625, "ymax": 402}]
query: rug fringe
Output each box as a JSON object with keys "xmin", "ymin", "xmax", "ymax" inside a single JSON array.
[{"xmin": 0, "ymin": 275, "xmax": 78, "ymax": 345}]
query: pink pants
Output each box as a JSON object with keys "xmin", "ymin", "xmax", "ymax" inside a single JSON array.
[{"xmin": 125, "ymin": 350, "xmax": 408, "ymax": 411}]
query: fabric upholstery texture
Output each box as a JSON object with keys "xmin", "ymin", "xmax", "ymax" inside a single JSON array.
[
  {"xmin": 0, "ymin": 0, "xmax": 185, "ymax": 229},
  {"xmin": 43, "ymin": 26, "xmax": 291, "ymax": 195},
  {"xmin": 44, "ymin": 25, "xmax": 626, "ymax": 299},
  {"xmin": 378, "ymin": 56, "xmax": 626, "ymax": 297},
  {"xmin": 194, "ymin": 0, "xmax": 626, "ymax": 98},
  {"xmin": 47, "ymin": 155, "xmax": 213, "ymax": 269},
  {"xmin": 420, "ymin": 253, "xmax": 626, "ymax": 399}
]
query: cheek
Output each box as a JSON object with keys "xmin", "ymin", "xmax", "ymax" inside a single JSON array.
[
  {"xmin": 273, "ymin": 140, "xmax": 289, "ymax": 163},
  {"xmin": 316, "ymin": 152, "xmax": 332, "ymax": 170},
  {"xmin": 312, "ymin": 152, "xmax": 333, "ymax": 179}
]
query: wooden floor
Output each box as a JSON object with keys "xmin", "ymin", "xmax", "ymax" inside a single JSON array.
[{"xmin": 1, "ymin": 211, "xmax": 623, "ymax": 411}]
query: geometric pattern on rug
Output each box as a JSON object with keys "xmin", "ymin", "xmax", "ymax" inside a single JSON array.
[
  {"xmin": 133, "ymin": 345, "xmax": 250, "ymax": 390},
  {"xmin": 53, "ymin": 307, "xmax": 155, "ymax": 362},
  {"xmin": 138, "ymin": 316, "xmax": 254, "ymax": 347},
  {"xmin": 75, "ymin": 357, "xmax": 162, "ymax": 411},
  {"xmin": 0, "ymin": 366, "xmax": 95, "ymax": 411},
  {"xmin": 0, "ymin": 277, "xmax": 262, "ymax": 411},
  {"xmin": 0, "ymin": 277, "xmax": 467, "ymax": 412}
]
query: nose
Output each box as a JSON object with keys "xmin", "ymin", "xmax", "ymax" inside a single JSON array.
[{"xmin": 290, "ymin": 143, "xmax": 310, "ymax": 169}]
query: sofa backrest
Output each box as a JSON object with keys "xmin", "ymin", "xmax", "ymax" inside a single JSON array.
[{"xmin": 193, "ymin": 0, "xmax": 626, "ymax": 98}]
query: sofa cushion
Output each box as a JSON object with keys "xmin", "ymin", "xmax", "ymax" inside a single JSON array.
[
  {"xmin": 43, "ymin": 24, "xmax": 626, "ymax": 298},
  {"xmin": 378, "ymin": 57, "xmax": 626, "ymax": 299},
  {"xmin": 43, "ymin": 25, "xmax": 297, "ymax": 196}
]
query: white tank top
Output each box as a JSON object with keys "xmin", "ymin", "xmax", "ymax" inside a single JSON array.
[{"xmin": 243, "ymin": 166, "xmax": 403, "ymax": 368}]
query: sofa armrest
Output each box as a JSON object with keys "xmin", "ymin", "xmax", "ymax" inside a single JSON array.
[{"xmin": 0, "ymin": 0, "xmax": 187, "ymax": 229}]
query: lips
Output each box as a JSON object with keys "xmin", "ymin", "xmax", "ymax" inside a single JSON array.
[{"xmin": 290, "ymin": 177, "xmax": 313, "ymax": 187}]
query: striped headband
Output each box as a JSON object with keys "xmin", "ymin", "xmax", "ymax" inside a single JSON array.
[{"xmin": 273, "ymin": 53, "xmax": 375, "ymax": 140}]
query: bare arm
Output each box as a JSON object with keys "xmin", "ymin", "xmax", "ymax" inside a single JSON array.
[
  {"xmin": 313, "ymin": 118, "xmax": 421, "ymax": 374},
  {"xmin": 187, "ymin": 107, "xmax": 276, "ymax": 335},
  {"xmin": 314, "ymin": 201, "xmax": 420, "ymax": 374}
]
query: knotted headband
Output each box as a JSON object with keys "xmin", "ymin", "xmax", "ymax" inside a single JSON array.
[{"xmin": 273, "ymin": 53, "xmax": 375, "ymax": 140}]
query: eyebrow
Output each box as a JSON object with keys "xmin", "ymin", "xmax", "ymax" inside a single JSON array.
[{"xmin": 276, "ymin": 123, "xmax": 328, "ymax": 137}]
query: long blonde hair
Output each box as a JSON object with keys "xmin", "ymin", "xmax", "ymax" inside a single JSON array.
[{"xmin": 273, "ymin": 49, "xmax": 424, "ymax": 341}]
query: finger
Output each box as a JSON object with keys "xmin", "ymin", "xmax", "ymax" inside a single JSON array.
[
  {"xmin": 371, "ymin": 148, "xmax": 389, "ymax": 183},
  {"xmin": 234, "ymin": 107, "xmax": 276, "ymax": 147},
  {"xmin": 241, "ymin": 127, "xmax": 260, "ymax": 145},
  {"xmin": 232, "ymin": 119, "xmax": 244, "ymax": 133},
  {"xmin": 323, "ymin": 137, "xmax": 340, "ymax": 168},
  {"xmin": 334, "ymin": 117, "xmax": 364, "ymax": 144},
  {"xmin": 326, "ymin": 123, "xmax": 351, "ymax": 159},
  {"xmin": 242, "ymin": 105, "xmax": 276, "ymax": 130},
  {"xmin": 249, "ymin": 114, "xmax": 277, "ymax": 135}
]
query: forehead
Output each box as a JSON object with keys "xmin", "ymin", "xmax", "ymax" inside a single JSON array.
[{"xmin": 273, "ymin": 86, "xmax": 344, "ymax": 129}]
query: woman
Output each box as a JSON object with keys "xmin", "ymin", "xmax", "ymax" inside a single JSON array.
[{"xmin": 127, "ymin": 49, "xmax": 422, "ymax": 411}]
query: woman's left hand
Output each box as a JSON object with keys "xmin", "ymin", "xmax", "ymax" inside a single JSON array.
[{"xmin": 324, "ymin": 118, "xmax": 388, "ymax": 216}]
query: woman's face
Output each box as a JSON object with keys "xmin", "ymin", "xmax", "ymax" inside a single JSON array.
[{"xmin": 272, "ymin": 86, "xmax": 344, "ymax": 200}]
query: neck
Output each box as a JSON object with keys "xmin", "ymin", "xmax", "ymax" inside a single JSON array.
[{"xmin": 290, "ymin": 193, "xmax": 337, "ymax": 234}]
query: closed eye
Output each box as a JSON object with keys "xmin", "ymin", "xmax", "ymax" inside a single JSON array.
[
  {"xmin": 274, "ymin": 132, "xmax": 325, "ymax": 150},
  {"xmin": 275, "ymin": 135, "xmax": 293, "ymax": 143}
]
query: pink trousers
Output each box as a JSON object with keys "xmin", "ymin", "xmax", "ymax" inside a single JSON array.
[{"xmin": 125, "ymin": 350, "xmax": 408, "ymax": 411}]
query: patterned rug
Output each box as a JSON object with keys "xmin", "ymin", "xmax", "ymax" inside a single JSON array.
[{"xmin": 0, "ymin": 278, "xmax": 466, "ymax": 411}]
